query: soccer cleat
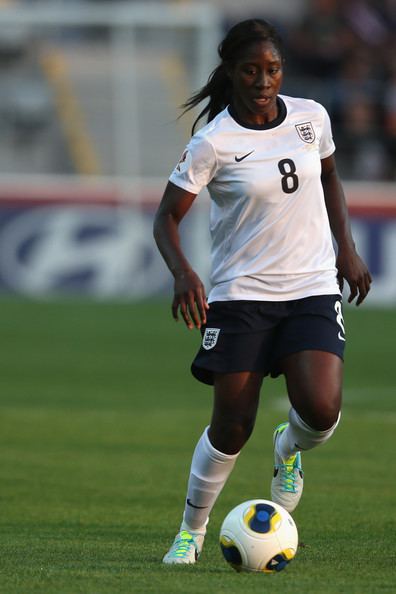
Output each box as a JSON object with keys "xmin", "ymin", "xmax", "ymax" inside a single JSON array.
[
  {"xmin": 162, "ymin": 530, "xmax": 203, "ymax": 565},
  {"xmin": 271, "ymin": 422, "xmax": 304, "ymax": 513}
]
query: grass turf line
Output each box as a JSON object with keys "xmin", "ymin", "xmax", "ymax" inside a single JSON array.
[{"xmin": 0, "ymin": 299, "xmax": 395, "ymax": 593}]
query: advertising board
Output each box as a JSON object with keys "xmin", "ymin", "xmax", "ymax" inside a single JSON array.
[{"xmin": 0, "ymin": 180, "xmax": 393, "ymax": 305}]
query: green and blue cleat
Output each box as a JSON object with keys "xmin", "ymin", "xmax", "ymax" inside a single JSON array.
[
  {"xmin": 271, "ymin": 422, "xmax": 304, "ymax": 513},
  {"xmin": 162, "ymin": 530, "xmax": 204, "ymax": 565}
]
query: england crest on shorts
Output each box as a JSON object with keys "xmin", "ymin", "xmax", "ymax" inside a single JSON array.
[
  {"xmin": 295, "ymin": 122, "xmax": 315, "ymax": 143},
  {"xmin": 202, "ymin": 328, "xmax": 220, "ymax": 350}
]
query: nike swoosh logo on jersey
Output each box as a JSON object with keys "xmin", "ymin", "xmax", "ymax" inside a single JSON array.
[
  {"xmin": 186, "ymin": 498, "xmax": 208, "ymax": 509},
  {"xmin": 234, "ymin": 150, "xmax": 255, "ymax": 162}
]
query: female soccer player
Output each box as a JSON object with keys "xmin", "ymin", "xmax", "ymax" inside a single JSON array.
[{"xmin": 153, "ymin": 19, "xmax": 371, "ymax": 564}]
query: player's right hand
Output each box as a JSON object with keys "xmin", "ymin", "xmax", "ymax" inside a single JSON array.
[{"xmin": 172, "ymin": 269, "xmax": 209, "ymax": 329}]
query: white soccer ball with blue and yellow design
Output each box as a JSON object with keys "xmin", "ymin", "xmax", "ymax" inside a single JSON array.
[{"xmin": 219, "ymin": 499, "xmax": 298, "ymax": 573}]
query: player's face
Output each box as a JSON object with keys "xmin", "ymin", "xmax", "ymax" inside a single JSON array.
[{"xmin": 228, "ymin": 40, "xmax": 283, "ymax": 126}]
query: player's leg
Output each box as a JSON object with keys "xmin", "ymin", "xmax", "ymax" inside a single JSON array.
[
  {"xmin": 209, "ymin": 370, "xmax": 264, "ymax": 453},
  {"xmin": 271, "ymin": 350, "xmax": 342, "ymax": 512},
  {"xmin": 163, "ymin": 371, "xmax": 263, "ymax": 564},
  {"xmin": 283, "ymin": 349, "xmax": 342, "ymax": 432}
]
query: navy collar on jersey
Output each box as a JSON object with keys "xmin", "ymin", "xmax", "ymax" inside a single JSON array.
[{"xmin": 228, "ymin": 97, "xmax": 287, "ymax": 130}]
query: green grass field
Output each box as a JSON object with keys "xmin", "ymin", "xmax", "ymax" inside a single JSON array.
[{"xmin": 0, "ymin": 299, "xmax": 395, "ymax": 594}]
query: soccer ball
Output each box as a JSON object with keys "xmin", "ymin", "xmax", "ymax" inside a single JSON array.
[{"xmin": 219, "ymin": 499, "xmax": 298, "ymax": 573}]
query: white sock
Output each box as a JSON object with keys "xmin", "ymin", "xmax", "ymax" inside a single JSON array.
[
  {"xmin": 181, "ymin": 427, "xmax": 239, "ymax": 534},
  {"xmin": 277, "ymin": 408, "xmax": 341, "ymax": 461}
]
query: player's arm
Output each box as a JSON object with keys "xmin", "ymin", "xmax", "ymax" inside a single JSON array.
[
  {"xmin": 321, "ymin": 154, "xmax": 372, "ymax": 305},
  {"xmin": 153, "ymin": 181, "xmax": 209, "ymax": 329}
]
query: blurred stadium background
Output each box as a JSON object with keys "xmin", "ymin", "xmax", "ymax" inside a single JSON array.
[{"xmin": 0, "ymin": 0, "xmax": 393, "ymax": 303}]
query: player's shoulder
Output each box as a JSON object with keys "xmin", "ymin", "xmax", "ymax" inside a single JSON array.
[
  {"xmin": 281, "ymin": 94, "xmax": 329, "ymax": 119},
  {"xmin": 191, "ymin": 108, "xmax": 234, "ymax": 145}
]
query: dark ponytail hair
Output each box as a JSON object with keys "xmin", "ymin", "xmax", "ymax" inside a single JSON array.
[{"xmin": 182, "ymin": 19, "xmax": 284, "ymax": 134}]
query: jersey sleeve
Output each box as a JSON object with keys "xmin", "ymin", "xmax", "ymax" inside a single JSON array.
[
  {"xmin": 319, "ymin": 106, "xmax": 336, "ymax": 159},
  {"xmin": 169, "ymin": 134, "xmax": 217, "ymax": 194}
]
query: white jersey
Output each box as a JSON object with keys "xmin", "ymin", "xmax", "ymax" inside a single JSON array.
[{"xmin": 169, "ymin": 94, "xmax": 340, "ymax": 302}]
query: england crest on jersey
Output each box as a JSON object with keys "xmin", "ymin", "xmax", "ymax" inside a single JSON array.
[
  {"xmin": 202, "ymin": 328, "xmax": 220, "ymax": 350},
  {"xmin": 295, "ymin": 122, "xmax": 315, "ymax": 143}
]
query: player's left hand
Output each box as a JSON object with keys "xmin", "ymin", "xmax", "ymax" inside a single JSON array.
[{"xmin": 336, "ymin": 247, "xmax": 372, "ymax": 306}]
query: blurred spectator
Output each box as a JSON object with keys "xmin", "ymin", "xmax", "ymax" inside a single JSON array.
[
  {"xmin": 343, "ymin": 0, "xmax": 389, "ymax": 47},
  {"xmin": 285, "ymin": 0, "xmax": 396, "ymax": 179},
  {"xmin": 384, "ymin": 63, "xmax": 396, "ymax": 179},
  {"xmin": 336, "ymin": 96, "xmax": 390, "ymax": 180},
  {"xmin": 288, "ymin": 0, "xmax": 349, "ymax": 78}
]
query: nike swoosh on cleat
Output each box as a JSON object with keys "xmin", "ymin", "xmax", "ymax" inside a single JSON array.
[
  {"xmin": 186, "ymin": 498, "xmax": 208, "ymax": 509},
  {"xmin": 235, "ymin": 150, "xmax": 255, "ymax": 162}
]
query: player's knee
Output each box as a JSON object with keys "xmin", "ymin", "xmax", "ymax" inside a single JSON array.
[{"xmin": 304, "ymin": 399, "xmax": 340, "ymax": 431}]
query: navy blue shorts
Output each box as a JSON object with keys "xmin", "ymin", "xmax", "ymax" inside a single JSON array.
[{"xmin": 191, "ymin": 294, "xmax": 346, "ymax": 385}]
